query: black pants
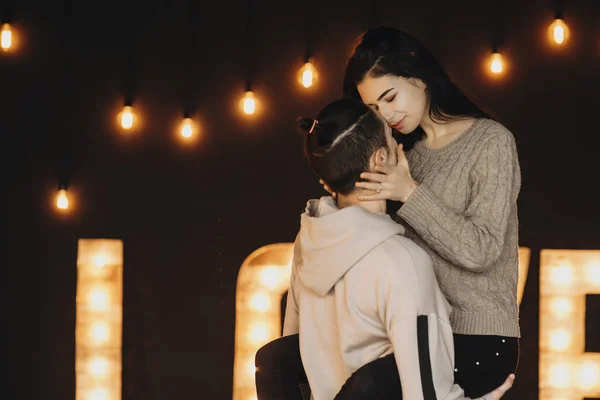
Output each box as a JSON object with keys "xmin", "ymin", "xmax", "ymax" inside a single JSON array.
[{"xmin": 255, "ymin": 333, "xmax": 519, "ymax": 399}]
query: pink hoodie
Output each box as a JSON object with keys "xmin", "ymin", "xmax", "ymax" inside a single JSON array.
[{"xmin": 283, "ymin": 196, "xmax": 491, "ymax": 400}]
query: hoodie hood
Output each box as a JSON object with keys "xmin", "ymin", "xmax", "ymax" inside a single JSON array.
[{"xmin": 295, "ymin": 196, "xmax": 405, "ymax": 296}]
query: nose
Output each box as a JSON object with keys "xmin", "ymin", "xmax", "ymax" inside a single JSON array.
[{"xmin": 378, "ymin": 104, "xmax": 393, "ymax": 123}]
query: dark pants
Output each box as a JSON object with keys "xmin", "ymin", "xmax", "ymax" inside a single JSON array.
[{"xmin": 255, "ymin": 333, "xmax": 519, "ymax": 399}]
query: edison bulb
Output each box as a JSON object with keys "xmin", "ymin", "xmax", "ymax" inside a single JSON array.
[
  {"xmin": 119, "ymin": 106, "xmax": 135, "ymax": 130},
  {"xmin": 89, "ymin": 357, "xmax": 110, "ymax": 376},
  {"xmin": 90, "ymin": 322, "xmax": 110, "ymax": 344},
  {"xmin": 249, "ymin": 292, "xmax": 271, "ymax": 312},
  {"xmin": 180, "ymin": 118, "xmax": 194, "ymax": 138},
  {"xmin": 240, "ymin": 91, "xmax": 257, "ymax": 115},
  {"xmin": 298, "ymin": 62, "xmax": 318, "ymax": 88},
  {"xmin": 488, "ymin": 53, "xmax": 505, "ymax": 75},
  {"xmin": 1, "ymin": 23, "xmax": 12, "ymax": 50},
  {"xmin": 548, "ymin": 19, "xmax": 570, "ymax": 45},
  {"xmin": 56, "ymin": 189, "xmax": 69, "ymax": 210},
  {"xmin": 248, "ymin": 323, "xmax": 269, "ymax": 344}
]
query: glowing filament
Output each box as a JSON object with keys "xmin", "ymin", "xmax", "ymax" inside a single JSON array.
[
  {"xmin": 89, "ymin": 357, "xmax": 110, "ymax": 376},
  {"xmin": 248, "ymin": 323, "xmax": 269, "ymax": 344},
  {"xmin": 549, "ymin": 362, "xmax": 571, "ymax": 388},
  {"xmin": 549, "ymin": 329, "xmax": 571, "ymax": 351},
  {"xmin": 249, "ymin": 292, "xmax": 271, "ymax": 312},
  {"xmin": 180, "ymin": 118, "xmax": 194, "ymax": 138},
  {"xmin": 548, "ymin": 19, "xmax": 570, "ymax": 45},
  {"xmin": 120, "ymin": 106, "xmax": 135, "ymax": 130},
  {"xmin": 489, "ymin": 53, "xmax": 504, "ymax": 74},
  {"xmin": 550, "ymin": 297, "xmax": 572, "ymax": 317},
  {"xmin": 90, "ymin": 322, "xmax": 110, "ymax": 344},
  {"xmin": 88, "ymin": 287, "xmax": 109, "ymax": 311},
  {"xmin": 579, "ymin": 361, "xmax": 599, "ymax": 389},
  {"xmin": 89, "ymin": 388, "xmax": 110, "ymax": 400},
  {"xmin": 298, "ymin": 62, "xmax": 317, "ymax": 88},
  {"xmin": 1, "ymin": 23, "xmax": 12, "ymax": 50},
  {"xmin": 56, "ymin": 189, "xmax": 69, "ymax": 210},
  {"xmin": 93, "ymin": 255, "xmax": 108, "ymax": 269},
  {"xmin": 586, "ymin": 262, "xmax": 600, "ymax": 285},
  {"xmin": 551, "ymin": 264, "xmax": 573, "ymax": 285},
  {"xmin": 241, "ymin": 91, "xmax": 257, "ymax": 115}
]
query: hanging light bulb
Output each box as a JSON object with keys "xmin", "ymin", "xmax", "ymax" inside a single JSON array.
[
  {"xmin": 1, "ymin": 23, "xmax": 12, "ymax": 51},
  {"xmin": 56, "ymin": 189, "xmax": 69, "ymax": 211},
  {"xmin": 488, "ymin": 52, "xmax": 505, "ymax": 75},
  {"xmin": 180, "ymin": 117, "xmax": 194, "ymax": 139},
  {"xmin": 119, "ymin": 105, "xmax": 135, "ymax": 130},
  {"xmin": 297, "ymin": 60, "xmax": 318, "ymax": 89},
  {"xmin": 547, "ymin": 18, "xmax": 570, "ymax": 46},
  {"xmin": 240, "ymin": 91, "xmax": 258, "ymax": 115}
]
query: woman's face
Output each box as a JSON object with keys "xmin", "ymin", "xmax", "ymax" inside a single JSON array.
[{"xmin": 357, "ymin": 75, "xmax": 428, "ymax": 134}]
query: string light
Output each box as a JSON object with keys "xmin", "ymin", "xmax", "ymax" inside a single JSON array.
[
  {"xmin": 1, "ymin": 23, "xmax": 13, "ymax": 51},
  {"xmin": 240, "ymin": 90, "xmax": 258, "ymax": 116},
  {"xmin": 179, "ymin": 117, "xmax": 195, "ymax": 139},
  {"xmin": 56, "ymin": 188, "xmax": 69, "ymax": 211},
  {"xmin": 487, "ymin": 52, "xmax": 506, "ymax": 76},
  {"xmin": 297, "ymin": 59, "xmax": 318, "ymax": 89},
  {"xmin": 548, "ymin": 18, "xmax": 570, "ymax": 45},
  {"xmin": 118, "ymin": 105, "xmax": 136, "ymax": 130}
]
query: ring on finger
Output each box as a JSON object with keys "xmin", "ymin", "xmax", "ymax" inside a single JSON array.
[{"xmin": 376, "ymin": 183, "xmax": 383, "ymax": 193}]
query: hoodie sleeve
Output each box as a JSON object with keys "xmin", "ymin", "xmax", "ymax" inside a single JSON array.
[
  {"xmin": 382, "ymin": 249, "xmax": 489, "ymax": 400},
  {"xmin": 283, "ymin": 248, "xmax": 300, "ymax": 336}
]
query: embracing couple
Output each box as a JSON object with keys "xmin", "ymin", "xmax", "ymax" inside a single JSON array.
[{"xmin": 256, "ymin": 26, "xmax": 520, "ymax": 400}]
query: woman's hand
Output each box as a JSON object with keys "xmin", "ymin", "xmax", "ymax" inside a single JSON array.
[
  {"xmin": 484, "ymin": 374, "xmax": 515, "ymax": 400},
  {"xmin": 355, "ymin": 144, "xmax": 418, "ymax": 203}
]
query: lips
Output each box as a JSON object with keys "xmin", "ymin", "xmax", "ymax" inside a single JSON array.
[{"xmin": 392, "ymin": 117, "xmax": 406, "ymax": 131}]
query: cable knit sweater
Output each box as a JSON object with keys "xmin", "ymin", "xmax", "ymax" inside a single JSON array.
[{"xmin": 396, "ymin": 118, "xmax": 521, "ymax": 337}]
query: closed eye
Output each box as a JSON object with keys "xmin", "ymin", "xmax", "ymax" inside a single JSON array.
[{"xmin": 385, "ymin": 94, "xmax": 396, "ymax": 103}]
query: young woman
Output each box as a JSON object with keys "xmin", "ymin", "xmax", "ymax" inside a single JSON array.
[
  {"xmin": 275, "ymin": 97, "xmax": 514, "ymax": 400},
  {"xmin": 323, "ymin": 26, "xmax": 521, "ymax": 397}
]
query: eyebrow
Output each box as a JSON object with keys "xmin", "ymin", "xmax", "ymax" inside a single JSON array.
[{"xmin": 377, "ymin": 88, "xmax": 395, "ymax": 101}]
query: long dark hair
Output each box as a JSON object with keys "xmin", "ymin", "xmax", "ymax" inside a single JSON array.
[
  {"xmin": 298, "ymin": 98, "xmax": 388, "ymax": 195},
  {"xmin": 344, "ymin": 27, "xmax": 492, "ymax": 149}
]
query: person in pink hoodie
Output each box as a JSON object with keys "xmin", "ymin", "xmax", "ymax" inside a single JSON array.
[{"xmin": 256, "ymin": 98, "xmax": 514, "ymax": 400}]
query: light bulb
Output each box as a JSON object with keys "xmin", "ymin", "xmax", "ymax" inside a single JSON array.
[
  {"xmin": 89, "ymin": 388, "xmax": 110, "ymax": 400},
  {"xmin": 93, "ymin": 254, "xmax": 108, "ymax": 269},
  {"xmin": 550, "ymin": 297, "xmax": 572, "ymax": 317},
  {"xmin": 488, "ymin": 52, "xmax": 505, "ymax": 75},
  {"xmin": 56, "ymin": 189, "xmax": 69, "ymax": 210},
  {"xmin": 579, "ymin": 361, "xmax": 599, "ymax": 389},
  {"xmin": 89, "ymin": 357, "xmax": 110, "ymax": 376},
  {"xmin": 180, "ymin": 118, "xmax": 194, "ymax": 138},
  {"xmin": 298, "ymin": 62, "xmax": 318, "ymax": 88},
  {"xmin": 548, "ymin": 19, "xmax": 570, "ymax": 45},
  {"xmin": 248, "ymin": 323, "xmax": 269, "ymax": 344},
  {"xmin": 551, "ymin": 264, "xmax": 573, "ymax": 285},
  {"xmin": 549, "ymin": 329, "xmax": 571, "ymax": 351},
  {"xmin": 260, "ymin": 266, "xmax": 284, "ymax": 289},
  {"xmin": 88, "ymin": 287, "xmax": 109, "ymax": 311},
  {"xmin": 249, "ymin": 292, "xmax": 271, "ymax": 312},
  {"xmin": 90, "ymin": 322, "xmax": 110, "ymax": 344},
  {"xmin": 240, "ymin": 91, "xmax": 257, "ymax": 115},
  {"xmin": 549, "ymin": 362, "xmax": 570, "ymax": 388},
  {"xmin": 1, "ymin": 23, "xmax": 12, "ymax": 51},
  {"xmin": 119, "ymin": 106, "xmax": 135, "ymax": 130}
]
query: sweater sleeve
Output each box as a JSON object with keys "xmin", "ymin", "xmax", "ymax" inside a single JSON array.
[
  {"xmin": 383, "ymin": 251, "xmax": 490, "ymax": 400},
  {"xmin": 398, "ymin": 131, "xmax": 520, "ymax": 272}
]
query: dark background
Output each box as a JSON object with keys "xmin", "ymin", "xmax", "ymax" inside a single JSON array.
[{"xmin": 3, "ymin": 0, "xmax": 600, "ymax": 399}]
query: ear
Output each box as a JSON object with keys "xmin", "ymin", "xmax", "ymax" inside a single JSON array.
[{"xmin": 369, "ymin": 147, "xmax": 389, "ymax": 169}]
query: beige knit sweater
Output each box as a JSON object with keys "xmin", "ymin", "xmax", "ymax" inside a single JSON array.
[{"xmin": 397, "ymin": 118, "xmax": 521, "ymax": 337}]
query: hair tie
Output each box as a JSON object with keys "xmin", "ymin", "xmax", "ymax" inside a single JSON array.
[{"xmin": 308, "ymin": 119, "xmax": 318, "ymax": 134}]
